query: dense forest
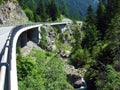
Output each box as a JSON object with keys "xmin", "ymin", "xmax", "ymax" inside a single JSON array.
[
  {"xmin": 81, "ymin": 0, "xmax": 120, "ymax": 89},
  {"xmin": 17, "ymin": 0, "xmax": 99, "ymax": 21},
  {"xmin": 17, "ymin": 0, "xmax": 67, "ymax": 22},
  {"xmin": 0, "ymin": 0, "xmax": 98, "ymax": 20},
  {"xmin": 15, "ymin": 0, "xmax": 120, "ymax": 89}
]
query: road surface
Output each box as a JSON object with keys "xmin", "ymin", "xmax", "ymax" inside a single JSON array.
[{"xmin": 0, "ymin": 26, "xmax": 15, "ymax": 54}]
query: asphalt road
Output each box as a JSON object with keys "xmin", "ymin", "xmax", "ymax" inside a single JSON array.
[{"xmin": 0, "ymin": 26, "xmax": 15, "ymax": 53}]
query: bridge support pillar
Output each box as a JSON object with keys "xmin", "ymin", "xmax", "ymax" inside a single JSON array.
[
  {"xmin": 38, "ymin": 26, "xmax": 41, "ymax": 43},
  {"xmin": 17, "ymin": 31, "xmax": 27, "ymax": 47},
  {"xmin": 27, "ymin": 28, "xmax": 39, "ymax": 44}
]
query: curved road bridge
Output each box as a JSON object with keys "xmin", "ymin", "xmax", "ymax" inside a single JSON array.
[{"xmin": 0, "ymin": 21, "xmax": 82, "ymax": 90}]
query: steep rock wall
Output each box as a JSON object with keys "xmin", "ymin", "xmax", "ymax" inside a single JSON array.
[{"xmin": 0, "ymin": 1, "xmax": 28, "ymax": 25}]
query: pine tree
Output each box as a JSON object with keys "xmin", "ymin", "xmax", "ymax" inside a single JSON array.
[
  {"xmin": 47, "ymin": 0, "xmax": 60, "ymax": 21},
  {"xmin": 105, "ymin": 14, "xmax": 120, "ymax": 61},
  {"xmin": 18, "ymin": 0, "xmax": 26, "ymax": 9},
  {"xmin": 85, "ymin": 5, "xmax": 96, "ymax": 26},
  {"xmin": 83, "ymin": 5, "xmax": 99, "ymax": 51},
  {"xmin": 82, "ymin": 25, "xmax": 99, "ymax": 51},
  {"xmin": 106, "ymin": 0, "xmax": 120, "ymax": 25},
  {"xmin": 106, "ymin": 14, "xmax": 120, "ymax": 43},
  {"xmin": 96, "ymin": 1, "xmax": 107, "ymax": 39},
  {"xmin": 36, "ymin": 0, "xmax": 48, "ymax": 21},
  {"xmin": 105, "ymin": 0, "xmax": 120, "ymax": 61},
  {"xmin": 60, "ymin": 0, "xmax": 68, "ymax": 16},
  {"xmin": 27, "ymin": 0, "xmax": 37, "ymax": 12},
  {"xmin": 103, "ymin": 65, "xmax": 120, "ymax": 90}
]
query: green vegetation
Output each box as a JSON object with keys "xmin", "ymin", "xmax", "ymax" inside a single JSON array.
[
  {"xmin": 81, "ymin": 0, "xmax": 120, "ymax": 90},
  {"xmin": 96, "ymin": 1, "xmax": 106, "ymax": 38},
  {"xmin": 55, "ymin": 30, "xmax": 72, "ymax": 51},
  {"xmin": 38, "ymin": 27, "xmax": 48, "ymax": 49},
  {"xmin": 16, "ymin": 0, "xmax": 120, "ymax": 89},
  {"xmin": 55, "ymin": 39, "xmax": 72, "ymax": 51},
  {"xmin": 17, "ymin": 48, "xmax": 73, "ymax": 90},
  {"xmin": 18, "ymin": 0, "xmax": 68, "ymax": 22},
  {"xmin": 0, "ymin": 0, "xmax": 5, "ymax": 5},
  {"xmin": 24, "ymin": 8, "xmax": 34, "ymax": 21},
  {"xmin": 17, "ymin": 0, "xmax": 98, "ymax": 21},
  {"xmin": 62, "ymin": 0, "xmax": 120, "ymax": 90}
]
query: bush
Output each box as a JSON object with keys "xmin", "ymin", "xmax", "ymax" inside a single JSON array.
[
  {"xmin": 97, "ymin": 43, "xmax": 117, "ymax": 65},
  {"xmin": 45, "ymin": 55, "xmax": 73, "ymax": 89},
  {"xmin": 102, "ymin": 65, "xmax": 120, "ymax": 90},
  {"xmin": 18, "ymin": 49, "xmax": 73, "ymax": 90},
  {"xmin": 24, "ymin": 8, "xmax": 34, "ymax": 21},
  {"xmin": 34, "ymin": 14, "xmax": 41, "ymax": 22},
  {"xmin": 70, "ymin": 49, "xmax": 89, "ymax": 68},
  {"xmin": 17, "ymin": 56, "xmax": 36, "ymax": 81}
]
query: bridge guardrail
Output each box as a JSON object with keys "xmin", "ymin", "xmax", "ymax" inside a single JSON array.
[
  {"xmin": 0, "ymin": 21, "xmax": 82, "ymax": 90},
  {"xmin": 0, "ymin": 24, "xmax": 41, "ymax": 90},
  {"xmin": 0, "ymin": 25, "xmax": 25, "ymax": 90},
  {"xmin": 0, "ymin": 21, "xmax": 82, "ymax": 27},
  {"xmin": 0, "ymin": 30, "xmax": 12, "ymax": 90}
]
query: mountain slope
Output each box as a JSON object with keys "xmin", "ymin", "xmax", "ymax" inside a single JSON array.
[
  {"xmin": 65, "ymin": 0, "xmax": 99, "ymax": 18},
  {"xmin": 35, "ymin": 0, "xmax": 99, "ymax": 19}
]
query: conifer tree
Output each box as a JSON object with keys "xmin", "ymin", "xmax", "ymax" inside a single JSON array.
[
  {"xmin": 82, "ymin": 25, "xmax": 99, "ymax": 51},
  {"xmin": 36, "ymin": 0, "xmax": 47, "ymax": 21},
  {"xmin": 106, "ymin": 14, "xmax": 120, "ymax": 44},
  {"xmin": 85, "ymin": 5, "xmax": 96, "ymax": 26},
  {"xmin": 83, "ymin": 5, "xmax": 99, "ymax": 51},
  {"xmin": 18, "ymin": 0, "xmax": 26, "ymax": 9},
  {"xmin": 27, "ymin": 0, "xmax": 37, "ymax": 12},
  {"xmin": 106, "ymin": 0, "xmax": 120, "ymax": 25},
  {"xmin": 47, "ymin": 0, "xmax": 60, "ymax": 21},
  {"xmin": 105, "ymin": 14, "xmax": 120, "ymax": 61},
  {"xmin": 60, "ymin": 0, "xmax": 68, "ymax": 16},
  {"xmin": 96, "ymin": 1, "xmax": 107, "ymax": 39}
]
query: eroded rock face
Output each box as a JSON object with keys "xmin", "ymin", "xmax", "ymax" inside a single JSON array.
[{"xmin": 0, "ymin": 1, "xmax": 28, "ymax": 25}]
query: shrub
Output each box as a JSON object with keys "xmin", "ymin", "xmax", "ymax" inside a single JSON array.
[
  {"xmin": 70, "ymin": 49, "xmax": 88, "ymax": 68},
  {"xmin": 24, "ymin": 8, "xmax": 34, "ymax": 21},
  {"xmin": 17, "ymin": 56, "xmax": 36, "ymax": 81}
]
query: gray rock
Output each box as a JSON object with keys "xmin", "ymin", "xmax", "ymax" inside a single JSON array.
[{"xmin": 0, "ymin": 1, "xmax": 28, "ymax": 25}]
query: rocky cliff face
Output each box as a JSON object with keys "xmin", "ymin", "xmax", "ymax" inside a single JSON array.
[{"xmin": 0, "ymin": 1, "xmax": 28, "ymax": 25}]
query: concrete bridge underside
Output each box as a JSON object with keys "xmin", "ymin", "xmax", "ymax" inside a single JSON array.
[
  {"xmin": 17, "ymin": 28, "xmax": 39, "ymax": 48},
  {"xmin": 17, "ymin": 24, "xmax": 68, "ymax": 48}
]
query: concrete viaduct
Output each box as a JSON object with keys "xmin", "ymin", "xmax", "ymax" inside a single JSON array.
[{"xmin": 0, "ymin": 21, "xmax": 82, "ymax": 90}]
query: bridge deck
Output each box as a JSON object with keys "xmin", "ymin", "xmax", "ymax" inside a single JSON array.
[{"xmin": 0, "ymin": 26, "xmax": 15, "ymax": 54}]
